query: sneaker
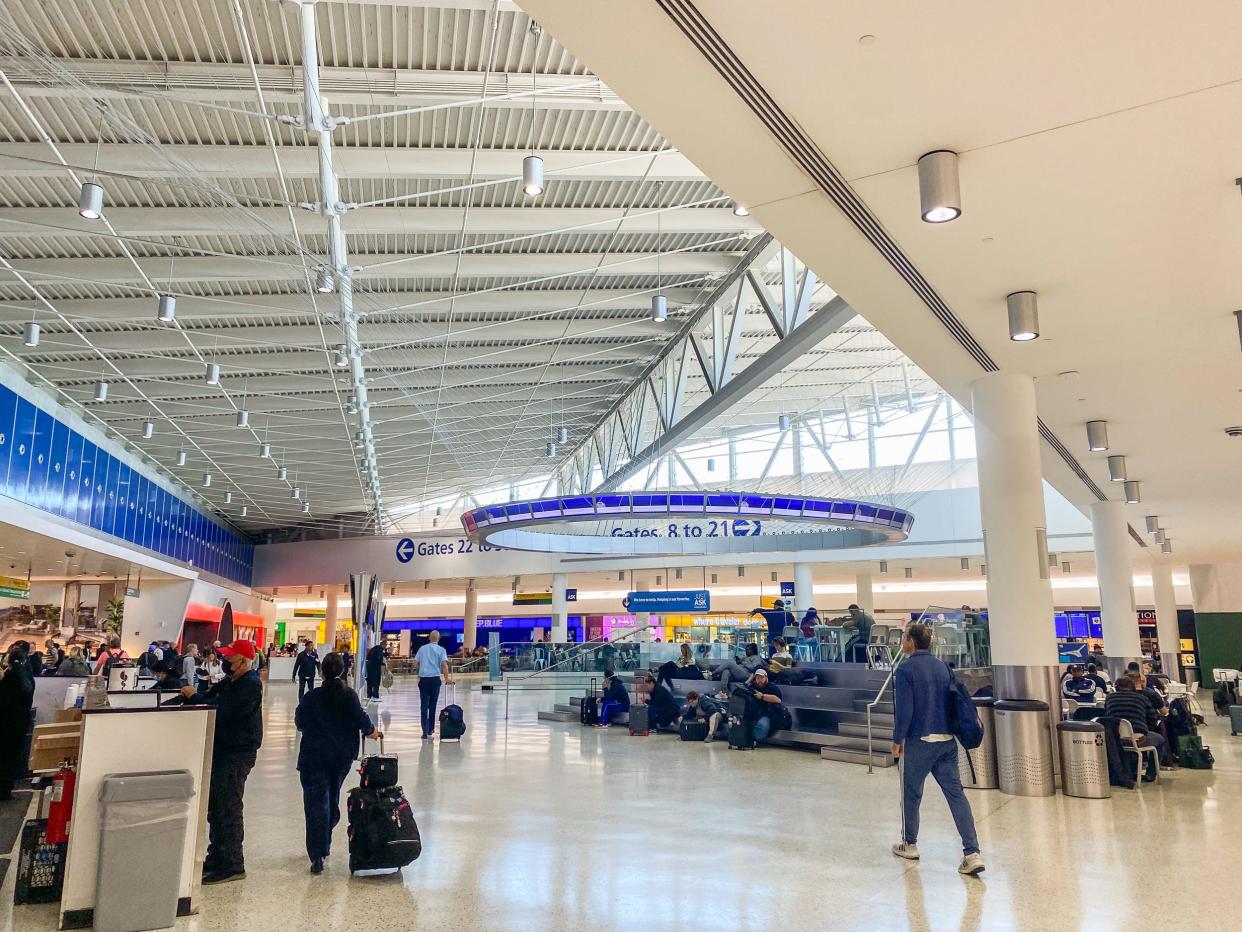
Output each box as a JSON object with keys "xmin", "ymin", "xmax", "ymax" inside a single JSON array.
[
  {"xmin": 714, "ymin": 691, "xmax": 728, "ymax": 701},
  {"xmin": 310, "ymin": 858, "xmax": 324, "ymax": 875},
  {"xmin": 202, "ymin": 869, "xmax": 246, "ymax": 885},
  {"xmin": 703, "ymin": 734, "xmax": 714, "ymax": 744},
  {"xmin": 958, "ymin": 853, "xmax": 985, "ymax": 876},
  {"xmin": 891, "ymin": 842, "xmax": 920, "ymax": 861}
]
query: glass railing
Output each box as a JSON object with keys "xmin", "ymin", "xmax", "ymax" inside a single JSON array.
[{"xmin": 918, "ymin": 605, "xmax": 990, "ymax": 669}]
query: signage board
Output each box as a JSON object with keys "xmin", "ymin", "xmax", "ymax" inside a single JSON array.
[
  {"xmin": 623, "ymin": 590, "xmax": 710, "ymax": 613},
  {"xmin": 513, "ymin": 588, "xmax": 576, "ymax": 606},
  {"xmin": 0, "ymin": 575, "xmax": 30, "ymax": 600},
  {"xmin": 1058, "ymin": 643, "xmax": 1089, "ymax": 663},
  {"xmin": 779, "ymin": 581, "xmax": 795, "ymax": 599},
  {"xmin": 124, "ymin": 586, "xmax": 140, "ymax": 598}
]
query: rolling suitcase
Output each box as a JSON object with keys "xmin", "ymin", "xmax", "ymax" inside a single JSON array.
[
  {"xmin": 679, "ymin": 719, "xmax": 708, "ymax": 742},
  {"xmin": 358, "ymin": 736, "xmax": 398, "ymax": 790},
  {"xmin": 438, "ymin": 684, "xmax": 466, "ymax": 740},
  {"xmin": 727, "ymin": 716, "xmax": 755, "ymax": 750},
  {"xmin": 346, "ymin": 785, "xmax": 422, "ymax": 873},
  {"xmin": 629, "ymin": 704, "xmax": 650, "ymax": 736},
  {"xmin": 1231, "ymin": 705, "xmax": 1242, "ymax": 737},
  {"xmin": 580, "ymin": 678, "xmax": 600, "ymax": 726}
]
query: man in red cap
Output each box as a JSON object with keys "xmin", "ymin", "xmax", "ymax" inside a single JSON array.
[{"xmin": 180, "ymin": 638, "xmax": 263, "ymax": 884}]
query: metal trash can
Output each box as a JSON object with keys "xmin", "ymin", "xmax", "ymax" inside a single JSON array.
[
  {"xmin": 993, "ymin": 699, "xmax": 1055, "ymax": 797},
  {"xmin": 96, "ymin": 770, "xmax": 196, "ymax": 932},
  {"xmin": 958, "ymin": 697, "xmax": 998, "ymax": 789},
  {"xmin": 1057, "ymin": 720, "xmax": 1111, "ymax": 799}
]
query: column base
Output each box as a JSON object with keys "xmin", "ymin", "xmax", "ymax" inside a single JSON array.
[{"xmin": 993, "ymin": 664, "xmax": 1063, "ymax": 790}]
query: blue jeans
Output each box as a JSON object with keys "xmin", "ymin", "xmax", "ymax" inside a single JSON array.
[
  {"xmin": 300, "ymin": 762, "xmax": 351, "ymax": 860},
  {"xmin": 598, "ymin": 700, "xmax": 624, "ymax": 725},
  {"xmin": 753, "ymin": 715, "xmax": 772, "ymax": 742},
  {"xmin": 900, "ymin": 738, "xmax": 979, "ymax": 855},
  {"xmin": 418, "ymin": 676, "xmax": 442, "ymax": 737}
]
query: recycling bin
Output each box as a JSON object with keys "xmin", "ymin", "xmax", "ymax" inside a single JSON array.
[
  {"xmin": 1057, "ymin": 720, "xmax": 1111, "ymax": 799},
  {"xmin": 993, "ymin": 699, "xmax": 1054, "ymax": 797},
  {"xmin": 958, "ymin": 697, "xmax": 998, "ymax": 789},
  {"xmin": 95, "ymin": 770, "xmax": 196, "ymax": 932}
]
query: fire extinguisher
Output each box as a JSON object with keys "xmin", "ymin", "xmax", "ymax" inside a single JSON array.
[{"xmin": 46, "ymin": 762, "xmax": 76, "ymax": 844}]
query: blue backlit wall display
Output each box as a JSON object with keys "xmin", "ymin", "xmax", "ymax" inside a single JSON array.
[{"xmin": 0, "ymin": 382, "xmax": 253, "ymax": 586}]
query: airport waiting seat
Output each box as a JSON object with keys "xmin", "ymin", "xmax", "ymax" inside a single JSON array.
[{"xmin": 1116, "ymin": 719, "xmax": 1160, "ymax": 786}]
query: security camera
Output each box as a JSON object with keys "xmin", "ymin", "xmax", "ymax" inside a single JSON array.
[
  {"xmin": 1226, "ymin": 426, "xmax": 1242, "ymax": 438},
  {"xmin": 64, "ymin": 550, "xmax": 76, "ymax": 559}
]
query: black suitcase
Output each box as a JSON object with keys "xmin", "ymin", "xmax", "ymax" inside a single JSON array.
[
  {"xmin": 680, "ymin": 719, "xmax": 708, "ymax": 742},
  {"xmin": 729, "ymin": 687, "xmax": 752, "ymax": 717},
  {"xmin": 346, "ymin": 785, "xmax": 422, "ymax": 873},
  {"xmin": 727, "ymin": 715, "xmax": 755, "ymax": 750},
  {"xmin": 629, "ymin": 704, "xmax": 650, "ymax": 736},
  {"xmin": 581, "ymin": 696, "xmax": 600, "ymax": 726},
  {"xmin": 358, "ymin": 735, "xmax": 398, "ymax": 789}
]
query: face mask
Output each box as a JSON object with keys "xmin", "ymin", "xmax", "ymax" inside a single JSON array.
[{"xmin": 220, "ymin": 657, "xmax": 233, "ymax": 676}]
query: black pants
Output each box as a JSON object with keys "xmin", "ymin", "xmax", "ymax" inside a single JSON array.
[
  {"xmin": 300, "ymin": 761, "xmax": 351, "ymax": 860},
  {"xmin": 366, "ymin": 676, "xmax": 380, "ymax": 700},
  {"xmin": 418, "ymin": 676, "xmax": 442, "ymax": 737},
  {"xmin": 206, "ymin": 751, "xmax": 257, "ymax": 875},
  {"xmin": 298, "ymin": 675, "xmax": 315, "ymax": 700}
]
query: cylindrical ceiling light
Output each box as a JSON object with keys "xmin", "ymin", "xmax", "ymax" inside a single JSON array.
[
  {"xmin": 315, "ymin": 267, "xmax": 334, "ymax": 294},
  {"xmin": 202, "ymin": 472, "xmax": 212, "ymax": 487},
  {"xmin": 1145, "ymin": 515, "xmax": 1160, "ymax": 534},
  {"xmin": 557, "ymin": 426, "xmax": 569, "ymax": 445},
  {"xmin": 1154, "ymin": 528, "xmax": 1166, "ymax": 545},
  {"xmin": 334, "ymin": 345, "xmax": 349, "ymax": 368},
  {"xmin": 1106, "ymin": 454, "xmax": 1127, "ymax": 482},
  {"xmin": 205, "ymin": 362, "xmax": 220, "ymax": 386},
  {"xmin": 302, "ymin": 501, "xmax": 311, "ymax": 514},
  {"xmin": 960, "ymin": 557, "xmax": 969, "ymax": 571},
  {"xmin": 23, "ymin": 321, "xmax": 41, "ymax": 348},
  {"xmin": 1086, "ymin": 420, "xmax": 1109, "ymax": 452},
  {"xmin": 522, "ymin": 154, "xmax": 545, "ymax": 197},
  {"xmin": 259, "ymin": 441, "xmax": 271, "ymax": 458},
  {"xmin": 545, "ymin": 441, "xmax": 557, "ymax": 458},
  {"xmin": 176, "ymin": 450, "xmax": 187, "ymax": 467},
  {"xmin": 223, "ymin": 491, "xmax": 233, "ymax": 505},
  {"xmin": 141, "ymin": 420, "xmax": 154, "ymax": 439},
  {"xmin": 277, "ymin": 465, "xmax": 288, "ymax": 481},
  {"xmin": 777, "ymin": 414, "xmax": 791, "ymax": 431},
  {"xmin": 92, "ymin": 380, "xmax": 108, "ymax": 402},
  {"xmin": 240, "ymin": 505, "xmax": 248, "ymax": 517},
  {"xmin": 157, "ymin": 294, "xmax": 176, "ymax": 323},
  {"xmin": 904, "ymin": 567, "xmax": 913, "ymax": 579},
  {"xmin": 1123, "ymin": 480, "xmax": 1141, "ymax": 504},
  {"xmin": 77, "ymin": 181, "xmax": 104, "ymax": 220},
  {"xmin": 236, "ymin": 409, "xmax": 250, "ymax": 428},
  {"xmin": 651, "ymin": 293, "xmax": 668, "ymax": 323},
  {"xmin": 732, "ymin": 204, "xmax": 750, "ymax": 217},
  {"xmin": 291, "ymin": 486, "xmax": 301, "ymax": 500},
  {"xmin": 1160, "ymin": 537, "xmax": 1172, "ymax": 555},
  {"xmin": 1006, "ymin": 290, "xmax": 1040, "ymax": 342},
  {"xmin": 916, "ymin": 150, "xmax": 961, "ymax": 223},
  {"xmin": 879, "ymin": 560, "xmax": 889, "ymax": 574}
]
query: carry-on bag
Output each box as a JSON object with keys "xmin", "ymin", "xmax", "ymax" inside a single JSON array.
[
  {"xmin": 679, "ymin": 719, "xmax": 709, "ymax": 742},
  {"xmin": 629, "ymin": 703, "xmax": 650, "ymax": 736},
  {"xmin": 1230, "ymin": 705, "xmax": 1242, "ymax": 737},
  {"xmin": 580, "ymin": 678, "xmax": 600, "ymax": 725},
  {"xmin": 438, "ymin": 683, "xmax": 466, "ymax": 740},
  {"xmin": 727, "ymin": 715, "xmax": 755, "ymax": 750},
  {"xmin": 358, "ymin": 735, "xmax": 399, "ymax": 789},
  {"xmin": 346, "ymin": 785, "xmax": 422, "ymax": 873}
]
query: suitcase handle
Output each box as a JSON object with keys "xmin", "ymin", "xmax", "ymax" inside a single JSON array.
[{"xmin": 359, "ymin": 733, "xmax": 385, "ymax": 759}]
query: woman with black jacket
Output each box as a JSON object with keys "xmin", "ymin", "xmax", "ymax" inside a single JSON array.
[
  {"xmin": 295, "ymin": 652, "xmax": 381, "ymax": 874},
  {"xmin": 364, "ymin": 643, "xmax": 385, "ymax": 700},
  {"xmin": 0, "ymin": 643, "xmax": 35, "ymax": 800}
]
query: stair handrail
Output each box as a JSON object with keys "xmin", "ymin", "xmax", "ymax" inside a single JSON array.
[{"xmin": 866, "ymin": 650, "xmax": 908, "ymax": 774}]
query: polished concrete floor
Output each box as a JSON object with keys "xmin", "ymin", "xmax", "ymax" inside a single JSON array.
[{"xmin": 4, "ymin": 678, "xmax": 1240, "ymax": 931}]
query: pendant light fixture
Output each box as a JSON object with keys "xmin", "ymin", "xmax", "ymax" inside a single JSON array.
[
  {"xmin": 156, "ymin": 251, "xmax": 177, "ymax": 323},
  {"xmin": 92, "ymin": 379, "xmax": 109, "ymax": 402},
  {"xmin": 558, "ymin": 426, "xmax": 568, "ymax": 445},
  {"xmin": 202, "ymin": 472, "xmax": 212, "ymax": 488},
  {"xmin": 259, "ymin": 441, "xmax": 271, "ymax": 458},
  {"xmin": 23, "ymin": 318, "xmax": 41, "ymax": 348},
  {"xmin": 240, "ymin": 505, "xmax": 248, "ymax": 517},
  {"xmin": 1106, "ymin": 454, "xmax": 1127, "ymax": 482},
  {"xmin": 78, "ymin": 181, "xmax": 104, "ymax": 220},
  {"xmin": 302, "ymin": 501, "xmax": 311, "ymax": 514},
  {"xmin": 292, "ymin": 485, "xmax": 301, "ymax": 500},
  {"xmin": 141, "ymin": 420, "xmax": 154, "ymax": 440},
  {"xmin": 315, "ymin": 267, "xmax": 334, "ymax": 294},
  {"xmin": 224, "ymin": 491, "xmax": 233, "ymax": 505},
  {"xmin": 1160, "ymin": 537, "xmax": 1172, "ymax": 555},
  {"xmin": 235, "ymin": 381, "xmax": 250, "ymax": 428},
  {"xmin": 732, "ymin": 204, "xmax": 750, "ymax": 217},
  {"xmin": 651, "ymin": 183, "xmax": 668, "ymax": 322},
  {"xmin": 176, "ymin": 448, "xmax": 187, "ymax": 467},
  {"xmin": 1123, "ymin": 480, "xmax": 1141, "ymax": 504},
  {"xmin": 778, "ymin": 414, "xmax": 791, "ymax": 431},
  {"xmin": 546, "ymin": 441, "xmax": 557, "ymax": 458},
  {"xmin": 522, "ymin": 22, "xmax": 545, "ymax": 198},
  {"xmin": 1086, "ymin": 420, "xmax": 1109, "ymax": 452},
  {"xmin": 334, "ymin": 344, "xmax": 349, "ymax": 368},
  {"xmin": 917, "ymin": 150, "xmax": 961, "ymax": 223},
  {"xmin": 706, "ymin": 458, "xmax": 716, "ymax": 472},
  {"xmin": 1145, "ymin": 515, "xmax": 1159, "ymax": 533},
  {"xmin": 205, "ymin": 361, "xmax": 220, "ymax": 386},
  {"xmin": 1006, "ymin": 291, "xmax": 1039, "ymax": 342}
]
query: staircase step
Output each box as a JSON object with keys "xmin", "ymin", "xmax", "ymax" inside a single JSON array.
[
  {"xmin": 839, "ymin": 722, "xmax": 894, "ymax": 740},
  {"xmin": 834, "ymin": 710, "xmax": 895, "ymax": 727},
  {"xmin": 554, "ymin": 703, "xmax": 576, "ymax": 714},
  {"xmin": 537, "ymin": 710, "xmax": 578, "ymax": 723},
  {"xmin": 819, "ymin": 734, "xmax": 893, "ymax": 753},
  {"xmin": 820, "ymin": 746, "xmax": 895, "ymax": 767}
]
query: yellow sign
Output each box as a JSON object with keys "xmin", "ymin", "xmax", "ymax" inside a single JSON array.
[
  {"xmin": 0, "ymin": 575, "xmax": 30, "ymax": 600},
  {"xmin": 1179, "ymin": 639, "xmax": 1194, "ymax": 652}
]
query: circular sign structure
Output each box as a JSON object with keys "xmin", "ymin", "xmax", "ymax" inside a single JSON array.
[{"xmin": 460, "ymin": 492, "xmax": 913, "ymax": 555}]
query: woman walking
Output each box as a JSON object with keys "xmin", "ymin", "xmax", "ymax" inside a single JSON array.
[{"xmin": 295, "ymin": 652, "xmax": 381, "ymax": 874}]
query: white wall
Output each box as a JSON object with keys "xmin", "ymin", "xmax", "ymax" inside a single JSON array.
[{"xmin": 122, "ymin": 578, "xmax": 193, "ymax": 654}]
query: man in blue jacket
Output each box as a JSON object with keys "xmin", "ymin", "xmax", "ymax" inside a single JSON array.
[{"xmin": 890, "ymin": 624, "xmax": 984, "ymax": 876}]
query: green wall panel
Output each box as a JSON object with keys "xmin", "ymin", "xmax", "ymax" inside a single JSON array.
[{"xmin": 1193, "ymin": 612, "xmax": 1242, "ymax": 688}]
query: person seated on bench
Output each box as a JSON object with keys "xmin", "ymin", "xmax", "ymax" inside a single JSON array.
[
  {"xmin": 837, "ymin": 604, "xmax": 875, "ymax": 662},
  {"xmin": 657, "ymin": 643, "xmax": 706, "ymax": 687},
  {"xmin": 644, "ymin": 673, "xmax": 681, "ymax": 732},
  {"xmin": 1103, "ymin": 676, "xmax": 1166, "ymax": 769},
  {"xmin": 597, "ymin": 673, "xmax": 630, "ymax": 728},
  {"xmin": 682, "ymin": 690, "xmax": 724, "ymax": 742},
  {"xmin": 712, "ymin": 643, "xmax": 764, "ymax": 700},
  {"xmin": 1062, "ymin": 666, "xmax": 1097, "ymax": 702},
  {"xmin": 746, "ymin": 669, "xmax": 789, "ymax": 743}
]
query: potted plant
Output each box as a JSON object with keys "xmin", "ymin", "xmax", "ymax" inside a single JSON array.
[{"xmin": 102, "ymin": 597, "xmax": 124, "ymax": 637}]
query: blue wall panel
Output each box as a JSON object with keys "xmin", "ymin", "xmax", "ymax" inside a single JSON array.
[{"xmin": 0, "ymin": 385, "xmax": 253, "ymax": 586}]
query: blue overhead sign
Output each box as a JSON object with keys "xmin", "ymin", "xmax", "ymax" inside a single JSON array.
[
  {"xmin": 779, "ymin": 581, "xmax": 795, "ymax": 598},
  {"xmin": 1059, "ymin": 643, "xmax": 1089, "ymax": 664},
  {"xmin": 622, "ymin": 590, "xmax": 710, "ymax": 613}
]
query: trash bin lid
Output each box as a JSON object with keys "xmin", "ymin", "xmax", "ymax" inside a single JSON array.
[
  {"xmin": 99, "ymin": 770, "xmax": 195, "ymax": 803},
  {"xmin": 970, "ymin": 697, "xmax": 995, "ymax": 707},
  {"xmin": 1057, "ymin": 720, "xmax": 1104, "ymax": 733},
  {"xmin": 993, "ymin": 699, "xmax": 1050, "ymax": 712}
]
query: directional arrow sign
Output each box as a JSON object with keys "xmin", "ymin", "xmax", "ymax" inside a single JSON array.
[{"xmin": 395, "ymin": 537, "xmax": 415, "ymax": 564}]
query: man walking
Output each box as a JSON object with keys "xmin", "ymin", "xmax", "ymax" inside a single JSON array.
[
  {"xmin": 414, "ymin": 630, "xmax": 453, "ymax": 740},
  {"xmin": 293, "ymin": 641, "xmax": 320, "ymax": 700},
  {"xmin": 179, "ymin": 639, "xmax": 263, "ymax": 884},
  {"xmin": 889, "ymin": 623, "xmax": 984, "ymax": 876}
]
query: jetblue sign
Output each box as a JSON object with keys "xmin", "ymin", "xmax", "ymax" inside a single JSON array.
[
  {"xmin": 622, "ymin": 590, "xmax": 711, "ymax": 613},
  {"xmin": 610, "ymin": 519, "xmax": 761, "ymax": 539}
]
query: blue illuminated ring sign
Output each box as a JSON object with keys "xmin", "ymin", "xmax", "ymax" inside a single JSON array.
[{"xmin": 460, "ymin": 492, "xmax": 913, "ymax": 556}]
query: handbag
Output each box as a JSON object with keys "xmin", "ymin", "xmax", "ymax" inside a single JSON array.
[{"xmin": 380, "ymin": 661, "xmax": 394, "ymax": 690}]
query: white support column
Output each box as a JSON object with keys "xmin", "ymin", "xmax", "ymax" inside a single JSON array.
[
  {"xmin": 971, "ymin": 372, "xmax": 1059, "ymax": 695},
  {"xmin": 1150, "ymin": 558, "xmax": 1179, "ymax": 678},
  {"xmin": 462, "ymin": 580, "xmax": 479, "ymax": 652},
  {"xmin": 551, "ymin": 573, "xmax": 568, "ymax": 642},
  {"xmin": 1091, "ymin": 500, "xmax": 1140, "ymax": 671},
  {"xmin": 794, "ymin": 562, "xmax": 814, "ymax": 615},
  {"xmin": 324, "ymin": 589, "xmax": 339, "ymax": 650},
  {"xmin": 854, "ymin": 572, "xmax": 874, "ymax": 614}
]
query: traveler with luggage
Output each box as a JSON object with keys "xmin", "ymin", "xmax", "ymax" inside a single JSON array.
[
  {"xmin": 293, "ymin": 642, "xmax": 320, "ymax": 700},
  {"xmin": 1104, "ymin": 676, "xmax": 1167, "ymax": 764},
  {"xmin": 681, "ymin": 690, "xmax": 724, "ymax": 741},
  {"xmin": 644, "ymin": 672, "xmax": 681, "ymax": 733},
  {"xmin": 890, "ymin": 623, "xmax": 985, "ymax": 876},
  {"xmin": 365, "ymin": 643, "xmax": 386, "ymax": 700},
  {"xmin": 597, "ymin": 672, "xmax": 630, "ymax": 728},
  {"xmin": 414, "ymin": 630, "xmax": 453, "ymax": 740},
  {"xmin": 743, "ymin": 669, "xmax": 789, "ymax": 743},
  {"xmin": 178, "ymin": 639, "xmax": 264, "ymax": 884},
  {"xmin": 0, "ymin": 642, "xmax": 35, "ymax": 800},
  {"xmin": 295, "ymin": 652, "xmax": 381, "ymax": 875},
  {"xmin": 711, "ymin": 643, "xmax": 764, "ymax": 700}
]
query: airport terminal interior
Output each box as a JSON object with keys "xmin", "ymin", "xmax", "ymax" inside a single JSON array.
[{"xmin": 0, "ymin": 1, "xmax": 1240, "ymax": 929}]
